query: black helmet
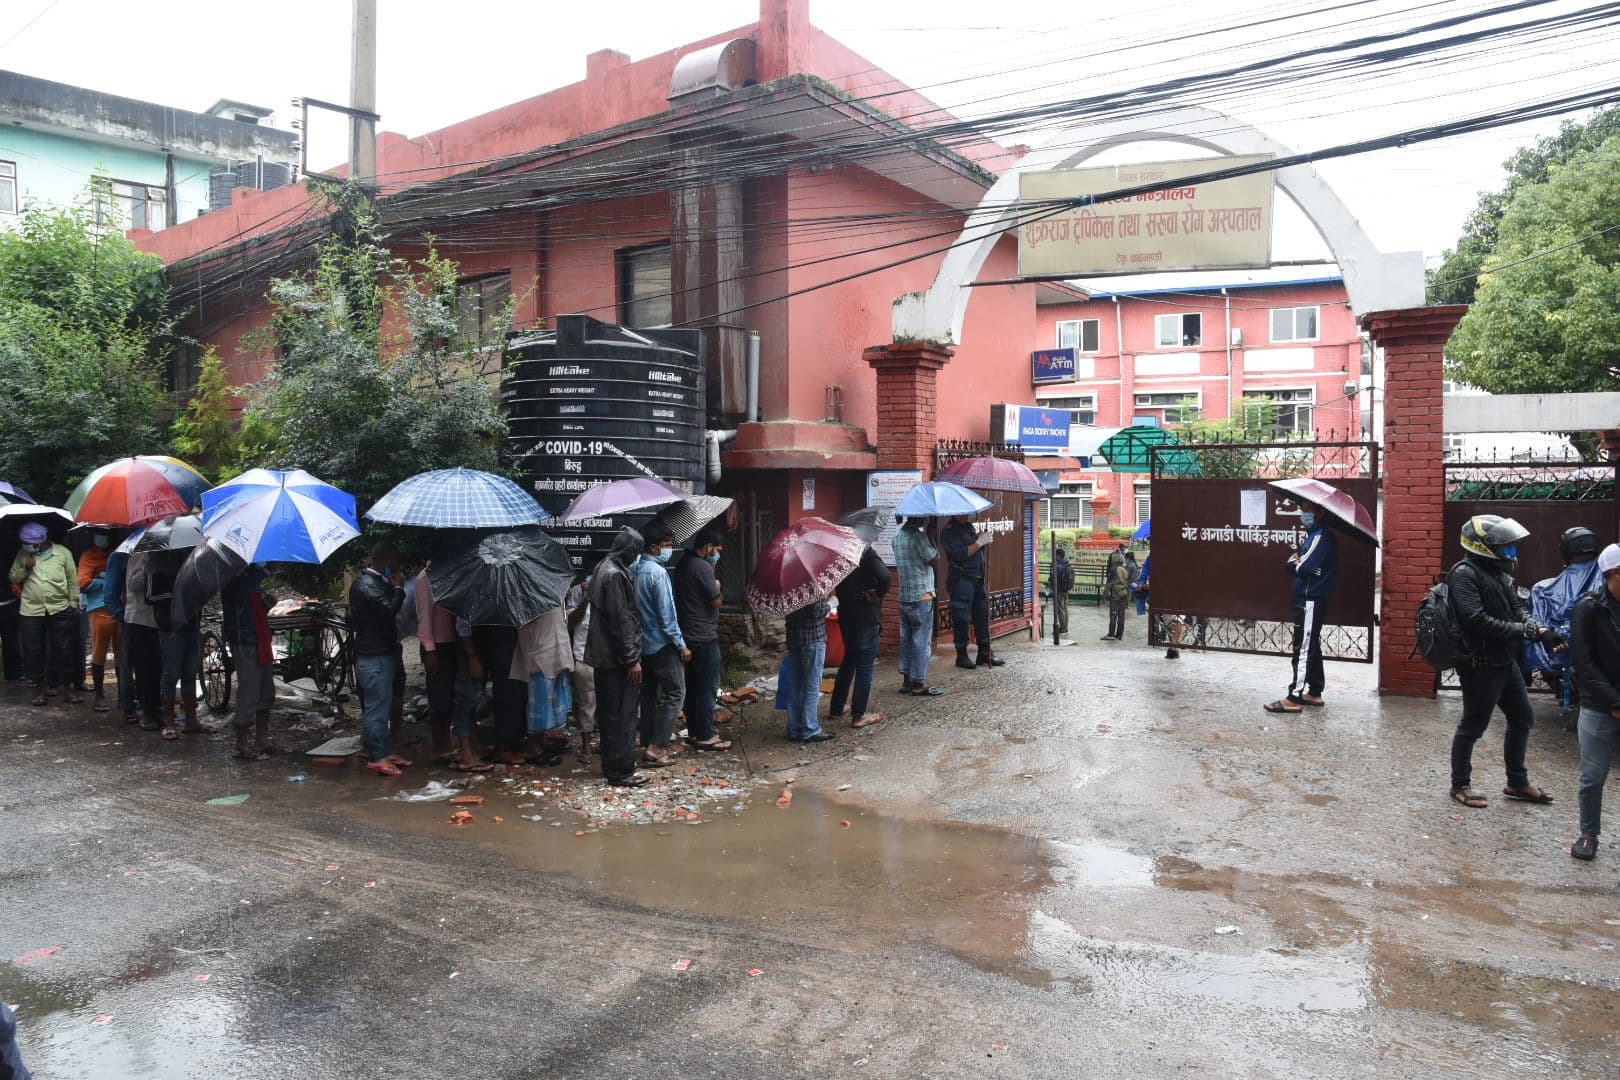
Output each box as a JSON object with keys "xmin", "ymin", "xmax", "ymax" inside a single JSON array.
[
  {"xmin": 1460, "ymin": 515, "xmax": 1529, "ymax": 561},
  {"xmin": 1559, "ymin": 526, "xmax": 1601, "ymax": 563}
]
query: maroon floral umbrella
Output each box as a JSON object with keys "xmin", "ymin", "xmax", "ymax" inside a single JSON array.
[
  {"xmin": 936, "ymin": 456, "xmax": 1045, "ymax": 497},
  {"xmin": 746, "ymin": 517, "xmax": 866, "ymax": 616}
]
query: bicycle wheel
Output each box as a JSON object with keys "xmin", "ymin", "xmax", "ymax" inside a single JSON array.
[
  {"xmin": 313, "ymin": 624, "xmax": 350, "ymax": 696},
  {"xmin": 201, "ymin": 630, "xmax": 233, "ymax": 714}
]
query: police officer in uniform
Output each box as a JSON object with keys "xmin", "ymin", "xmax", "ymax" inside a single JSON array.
[{"xmin": 941, "ymin": 514, "xmax": 1003, "ymax": 670}]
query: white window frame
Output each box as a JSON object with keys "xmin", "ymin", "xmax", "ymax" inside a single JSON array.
[
  {"xmin": 1047, "ymin": 481, "xmax": 1095, "ymax": 530},
  {"xmin": 1242, "ymin": 387, "xmax": 1315, "ymax": 434},
  {"xmin": 1133, "ymin": 480, "xmax": 1151, "ymax": 526},
  {"xmin": 1040, "ymin": 394, "xmax": 1097, "ymax": 426},
  {"xmin": 1055, "ymin": 318, "xmax": 1101, "ymax": 353},
  {"xmin": 1154, "ymin": 312, "xmax": 1202, "ymax": 348},
  {"xmin": 0, "ymin": 161, "xmax": 15, "ymax": 215},
  {"xmin": 1134, "ymin": 389, "xmax": 1200, "ymax": 424},
  {"xmin": 1270, "ymin": 305, "xmax": 1320, "ymax": 343},
  {"xmin": 456, "ymin": 271, "xmax": 513, "ymax": 345},
  {"xmin": 618, "ymin": 241, "xmax": 672, "ymax": 327}
]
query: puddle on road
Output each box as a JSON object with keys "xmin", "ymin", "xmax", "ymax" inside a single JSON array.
[{"xmin": 353, "ymin": 786, "xmax": 1054, "ymax": 967}]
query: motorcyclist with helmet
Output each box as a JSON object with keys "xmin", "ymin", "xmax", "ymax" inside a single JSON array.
[{"xmin": 1448, "ymin": 515, "xmax": 1563, "ymax": 810}]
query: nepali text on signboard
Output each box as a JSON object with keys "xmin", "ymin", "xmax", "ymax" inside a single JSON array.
[
  {"xmin": 866, "ymin": 469, "xmax": 924, "ymax": 566},
  {"xmin": 1017, "ymin": 155, "xmax": 1276, "ymax": 278},
  {"xmin": 1032, "ymin": 347, "xmax": 1078, "ymax": 384}
]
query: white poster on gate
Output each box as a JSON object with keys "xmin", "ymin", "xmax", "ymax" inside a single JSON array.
[{"xmin": 867, "ymin": 470, "xmax": 923, "ymax": 566}]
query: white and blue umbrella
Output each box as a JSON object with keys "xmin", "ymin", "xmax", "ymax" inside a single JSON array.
[
  {"xmin": 896, "ymin": 481, "xmax": 993, "ymax": 518},
  {"xmin": 201, "ymin": 469, "xmax": 359, "ymax": 564},
  {"xmin": 366, "ymin": 468, "xmax": 548, "ymax": 529}
]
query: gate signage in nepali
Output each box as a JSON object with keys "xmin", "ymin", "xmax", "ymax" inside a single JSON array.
[
  {"xmin": 1150, "ymin": 477, "xmax": 1376, "ymax": 626},
  {"xmin": 1017, "ymin": 155, "xmax": 1276, "ymax": 278},
  {"xmin": 993, "ymin": 404, "xmax": 1071, "ymax": 453},
  {"xmin": 1032, "ymin": 348, "xmax": 1078, "ymax": 384}
]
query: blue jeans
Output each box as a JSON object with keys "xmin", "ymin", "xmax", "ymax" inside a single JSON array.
[
  {"xmin": 1135, "ymin": 590, "xmax": 1148, "ymax": 615},
  {"xmin": 684, "ymin": 640, "xmax": 723, "ymax": 743},
  {"xmin": 899, "ymin": 598, "xmax": 934, "ymax": 685},
  {"xmin": 830, "ymin": 621, "xmax": 880, "ymax": 719},
  {"xmin": 785, "ymin": 640, "xmax": 826, "ymax": 740},
  {"xmin": 1578, "ymin": 705, "xmax": 1619, "ymax": 837},
  {"xmin": 354, "ymin": 652, "xmax": 399, "ymax": 762}
]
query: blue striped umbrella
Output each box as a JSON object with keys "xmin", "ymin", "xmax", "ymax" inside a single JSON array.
[
  {"xmin": 366, "ymin": 468, "xmax": 548, "ymax": 529},
  {"xmin": 201, "ymin": 469, "xmax": 360, "ymax": 564}
]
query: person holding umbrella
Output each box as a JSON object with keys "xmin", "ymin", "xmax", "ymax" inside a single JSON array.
[
  {"xmin": 77, "ymin": 529, "xmax": 120, "ymax": 712},
  {"xmin": 632, "ymin": 521, "xmax": 688, "ymax": 767},
  {"xmin": 829, "ymin": 535, "xmax": 891, "ymax": 729},
  {"xmin": 941, "ymin": 514, "xmax": 1001, "ymax": 669},
  {"xmin": 9, "ymin": 522, "xmax": 81, "ymax": 706},
  {"xmin": 675, "ymin": 528, "xmax": 730, "ymax": 753},
  {"xmin": 892, "ymin": 516, "xmax": 944, "ymax": 696},
  {"xmin": 348, "ymin": 542, "xmax": 412, "ymax": 777},
  {"xmin": 586, "ymin": 528, "xmax": 647, "ymax": 787},
  {"xmin": 1264, "ymin": 501, "xmax": 1339, "ymax": 714},
  {"xmin": 219, "ymin": 564, "xmax": 278, "ymax": 761}
]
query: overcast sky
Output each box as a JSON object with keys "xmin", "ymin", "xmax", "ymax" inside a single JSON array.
[{"xmin": 3, "ymin": 0, "xmax": 1616, "ymax": 263}]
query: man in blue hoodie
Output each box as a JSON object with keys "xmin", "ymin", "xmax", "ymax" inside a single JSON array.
[{"xmin": 1265, "ymin": 505, "xmax": 1338, "ymax": 714}]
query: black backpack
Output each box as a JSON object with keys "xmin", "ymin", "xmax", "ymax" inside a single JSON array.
[{"xmin": 1414, "ymin": 562, "xmax": 1472, "ymax": 671}]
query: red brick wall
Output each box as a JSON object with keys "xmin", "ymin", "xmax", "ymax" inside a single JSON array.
[{"xmin": 1364, "ymin": 305, "xmax": 1466, "ymax": 697}]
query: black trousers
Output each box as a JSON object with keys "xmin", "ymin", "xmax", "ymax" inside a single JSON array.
[
  {"xmin": 1287, "ymin": 597, "xmax": 1327, "ymax": 700},
  {"xmin": 124, "ymin": 623, "xmax": 162, "ymax": 722},
  {"xmin": 1, "ymin": 601, "xmax": 25, "ymax": 681},
  {"xmin": 595, "ymin": 665, "xmax": 640, "ymax": 783},
  {"xmin": 116, "ymin": 619, "xmax": 136, "ymax": 714},
  {"xmin": 472, "ymin": 626, "xmax": 527, "ymax": 753},
  {"xmin": 1452, "ymin": 662, "xmax": 1534, "ymax": 791},
  {"xmin": 950, "ymin": 576, "xmax": 990, "ymax": 650},
  {"xmin": 20, "ymin": 609, "xmax": 77, "ymax": 687},
  {"xmin": 1107, "ymin": 596, "xmax": 1128, "ymax": 638}
]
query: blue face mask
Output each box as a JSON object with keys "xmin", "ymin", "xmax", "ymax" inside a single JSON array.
[
  {"xmin": 1300, "ymin": 512, "xmax": 1317, "ymax": 529},
  {"xmin": 1499, "ymin": 543, "xmax": 1518, "ymax": 559},
  {"xmin": 654, "ymin": 548, "xmax": 672, "ymax": 564},
  {"xmin": 706, "ymin": 551, "xmax": 721, "ymax": 565}
]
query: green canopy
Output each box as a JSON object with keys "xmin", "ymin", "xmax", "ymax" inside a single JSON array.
[{"xmin": 1095, "ymin": 426, "xmax": 1199, "ymax": 475}]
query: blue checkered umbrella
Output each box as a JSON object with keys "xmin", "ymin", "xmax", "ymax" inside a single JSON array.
[{"xmin": 366, "ymin": 468, "xmax": 548, "ymax": 529}]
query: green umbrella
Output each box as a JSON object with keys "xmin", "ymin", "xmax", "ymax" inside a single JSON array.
[{"xmin": 1095, "ymin": 426, "xmax": 1199, "ymax": 475}]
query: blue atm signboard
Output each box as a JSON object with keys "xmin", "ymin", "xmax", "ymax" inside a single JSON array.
[
  {"xmin": 993, "ymin": 404, "xmax": 1071, "ymax": 453},
  {"xmin": 1032, "ymin": 347, "xmax": 1078, "ymax": 384}
]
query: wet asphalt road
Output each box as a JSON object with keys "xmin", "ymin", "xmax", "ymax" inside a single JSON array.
[{"xmin": 2, "ymin": 603, "xmax": 1618, "ymax": 1079}]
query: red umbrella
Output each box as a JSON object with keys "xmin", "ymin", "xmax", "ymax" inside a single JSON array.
[
  {"xmin": 1268, "ymin": 477, "xmax": 1377, "ymax": 544},
  {"xmin": 746, "ymin": 517, "xmax": 866, "ymax": 616},
  {"xmin": 936, "ymin": 456, "xmax": 1046, "ymax": 496}
]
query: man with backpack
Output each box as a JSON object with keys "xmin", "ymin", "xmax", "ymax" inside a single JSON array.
[
  {"xmin": 1568, "ymin": 543, "xmax": 1620, "ymax": 860},
  {"xmin": 1446, "ymin": 515, "xmax": 1561, "ymax": 810}
]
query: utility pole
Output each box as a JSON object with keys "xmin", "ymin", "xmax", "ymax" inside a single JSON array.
[{"xmin": 348, "ymin": 0, "xmax": 377, "ymax": 184}]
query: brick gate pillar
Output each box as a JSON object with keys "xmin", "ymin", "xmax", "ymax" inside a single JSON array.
[
  {"xmin": 864, "ymin": 341, "xmax": 954, "ymax": 657},
  {"xmin": 1362, "ymin": 305, "xmax": 1467, "ymax": 697}
]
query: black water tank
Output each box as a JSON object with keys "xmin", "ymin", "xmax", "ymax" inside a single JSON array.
[
  {"xmin": 503, "ymin": 314, "xmax": 706, "ymax": 572},
  {"xmin": 208, "ymin": 168, "xmax": 237, "ymax": 211}
]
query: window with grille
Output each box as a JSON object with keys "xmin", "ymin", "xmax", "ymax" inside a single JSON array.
[
  {"xmin": 1154, "ymin": 312, "xmax": 1201, "ymax": 348},
  {"xmin": 96, "ymin": 178, "xmax": 167, "ymax": 231},
  {"xmin": 1040, "ymin": 394, "xmax": 1097, "ymax": 426},
  {"xmin": 456, "ymin": 272, "xmax": 512, "ymax": 345},
  {"xmin": 1134, "ymin": 391, "xmax": 1197, "ymax": 424},
  {"xmin": 1270, "ymin": 306, "xmax": 1319, "ymax": 342},
  {"xmin": 1242, "ymin": 387, "xmax": 1314, "ymax": 434},
  {"xmin": 618, "ymin": 242, "xmax": 672, "ymax": 327},
  {"xmin": 1056, "ymin": 318, "xmax": 1100, "ymax": 353},
  {"xmin": 1134, "ymin": 481, "xmax": 1151, "ymax": 525},
  {"xmin": 1047, "ymin": 482, "xmax": 1094, "ymax": 529}
]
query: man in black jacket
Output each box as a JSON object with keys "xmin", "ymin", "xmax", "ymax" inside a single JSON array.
[
  {"xmin": 1448, "ymin": 516, "xmax": 1560, "ymax": 809},
  {"xmin": 1049, "ymin": 548, "xmax": 1074, "ymax": 643},
  {"xmin": 829, "ymin": 542, "xmax": 891, "ymax": 728},
  {"xmin": 941, "ymin": 515, "xmax": 1001, "ymax": 669},
  {"xmin": 586, "ymin": 528, "xmax": 646, "ymax": 788},
  {"xmin": 1568, "ymin": 543, "xmax": 1620, "ymax": 860},
  {"xmin": 348, "ymin": 542, "xmax": 411, "ymax": 777}
]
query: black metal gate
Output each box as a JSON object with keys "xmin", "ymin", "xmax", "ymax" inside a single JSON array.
[{"xmin": 1146, "ymin": 436, "xmax": 1379, "ymax": 662}]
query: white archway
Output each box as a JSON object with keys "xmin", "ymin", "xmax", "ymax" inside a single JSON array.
[{"xmin": 892, "ymin": 106, "xmax": 1426, "ymax": 345}]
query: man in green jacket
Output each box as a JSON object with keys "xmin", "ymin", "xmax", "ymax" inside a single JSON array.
[{"xmin": 9, "ymin": 522, "xmax": 81, "ymax": 706}]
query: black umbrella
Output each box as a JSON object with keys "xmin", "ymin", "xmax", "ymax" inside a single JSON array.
[
  {"xmin": 171, "ymin": 538, "xmax": 249, "ymax": 627},
  {"xmin": 427, "ymin": 526, "xmax": 574, "ymax": 627},
  {"xmin": 837, "ymin": 506, "xmax": 891, "ymax": 545},
  {"xmin": 648, "ymin": 495, "xmax": 734, "ymax": 546},
  {"xmin": 132, "ymin": 514, "xmax": 206, "ymax": 553}
]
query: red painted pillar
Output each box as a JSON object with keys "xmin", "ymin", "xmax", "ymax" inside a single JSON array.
[
  {"xmin": 865, "ymin": 341, "xmax": 954, "ymax": 655},
  {"xmin": 1363, "ymin": 305, "xmax": 1466, "ymax": 697}
]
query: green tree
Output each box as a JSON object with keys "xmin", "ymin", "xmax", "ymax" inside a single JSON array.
[
  {"xmin": 1447, "ymin": 135, "xmax": 1620, "ymax": 395},
  {"xmin": 169, "ymin": 347, "xmax": 239, "ymax": 481},
  {"xmin": 1430, "ymin": 106, "xmax": 1620, "ymax": 306},
  {"xmin": 243, "ymin": 183, "xmax": 509, "ymax": 564},
  {"xmin": 0, "ymin": 188, "xmax": 170, "ymax": 501}
]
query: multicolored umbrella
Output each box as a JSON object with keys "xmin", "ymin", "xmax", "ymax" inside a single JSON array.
[
  {"xmin": 66, "ymin": 456, "xmax": 210, "ymax": 525},
  {"xmin": 0, "ymin": 481, "xmax": 35, "ymax": 506},
  {"xmin": 896, "ymin": 481, "xmax": 993, "ymax": 518},
  {"xmin": 1268, "ymin": 477, "xmax": 1378, "ymax": 544},
  {"xmin": 427, "ymin": 526, "xmax": 574, "ymax": 627},
  {"xmin": 936, "ymin": 456, "xmax": 1046, "ymax": 496},
  {"xmin": 367, "ymin": 468, "xmax": 548, "ymax": 529},
  {"xmin": 200, "ymin": 469, "xmax": 359, "ymax": 564},
  {"xmin": 559, "ymin": 477, "xmax": 686, "ymax": 524},
  {"xmin": 746, "ymin": 517, "xmax": 866, "ymax": 616}
]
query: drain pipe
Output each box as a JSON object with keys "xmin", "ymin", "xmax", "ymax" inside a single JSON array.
[
  {"xmin": 704, "ymin": 428, "xmax": 738, "ymax": 490},
  {"xmin": 746, "ymin": 329, "xmax": 761, "ymax": 423}
]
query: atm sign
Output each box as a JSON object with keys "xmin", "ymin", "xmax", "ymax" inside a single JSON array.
[{"xmin": 1032, "ymin": 348, "xmax": 1078, "ymax": 384}]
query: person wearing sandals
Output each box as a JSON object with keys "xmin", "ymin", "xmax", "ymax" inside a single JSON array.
[
  {"xmin": 348, "ymin": 542, "xmax": 412, "ymax": 778},
  {"xmin": 586, "ymin": 528, "xmax": 648, "ymax": 787},
  {"xmin": 220, "ymin": 564, "xmax": 278, "ymax": 762},
  {"xmin": 149, "ymin": 553, "xmax": 215, "ymax": 741},
  {"xmin": 1567, "ymin": 543, "xmax": 1620, "ymax": 860},
  {"xmin": 892, "ymin": 517, "xmax": 944, "ymax": 697},
  {"xmin": 78, "ymin": 530, "xmax": 119, "ymax": 712},
  {"xmin": 121, "ymin": 553, "xmax": 164, "ymax": 731},
  {"xmin": 1447, "ymin": 515, "xmax": 1561, "ymax": 810},
  {"xmin": 829, "ymin": 539, "xmax": 890, "ymax": 730},
  {"xmin": 632, "ymin": 522, "xmax": 688, "ymax": 768},
  {"xmin": 9, "ymin": 522, "xmax": 81, "ymax": 707},
  {"xmin": 675, "ymin": 529, "xmax": 730, "ymax": 753},
  {"xmin": 1264, "ymin": 505, "xmax": 1338, "ymax": 715}
]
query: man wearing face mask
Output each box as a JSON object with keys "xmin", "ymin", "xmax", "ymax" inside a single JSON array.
[
  {"xmin": 9, "ymin": 522, "xmax": 81, "ymax": 707},
  {"xmin": 78, "ymin": 530, "xmax": 119, "ymax": 712},
  {"xmin": 632, "ymin": 521, "xmax": 688, "ymax": 767},
  {"xmin": 941, "ymin": 513, "xmax": 1000, "ymax": 670},
  {"xmin": 1447, "ymin": 515, "xmax": 1560, "ymax": 809},
  {"xmin": 675, "ymin": 528, "xmax": 730, "ymax": 752},
  {"xmin": 1265, "ymin": 503, "xmax": 1338, "ymax": 714}
]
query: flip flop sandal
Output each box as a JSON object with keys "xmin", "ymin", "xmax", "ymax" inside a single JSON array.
[
  {"xmin": 160, "ymin": 727, "xmax": 180, "ymax": 741},
  {"xmin": 1502, "ymin": 786, "xmax": 1554, "ymax": 804},
  {"xmin": 364, "ymin": 760, "xmax": 403, "ymax": 777},
  {"xmin": 851, "ymin": 713, "xmax": 883, "ymax": 729},
  {"xmin": 638, "ymin": 754, "xmax": 675, "ymax": 769},
  {"xmin": 1299, "ymin": 697, "xmax": 1326, "ymax": 708},
  {"xmin": 910, "ymin": 686, "xmax": 946, "ymax": 697},
  {"xmin": 1450, "ymin": 788, "xmax": 1488, "ymax": 808},
  {"xmin": 30, "ymin": 694, "xmax": 47, "ymax": 707},
  {"xmin": 93, "ymin": 701, "xmax": 110, "ymax": 713},
  {"xmin": 1263, "ymin": 700, "xmax": 1302, "ymax": 714},
  {"xmin": 608, "ymin": 775, "xmax": 650, "ymax": 788},
  {"xmin": 384, "ymin": 754, "xmax": 413, "ymax": 768},
  {"xmin": 449, "ymin": 761, "xmax": 494, "ymax": 773},
  {"xmin": 686, "ymin": 738, "xmax": 732, "ymax": 752},
  {"xmin": 63, "ymin": 693, "xmax": 84, "ymax": 705}
]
